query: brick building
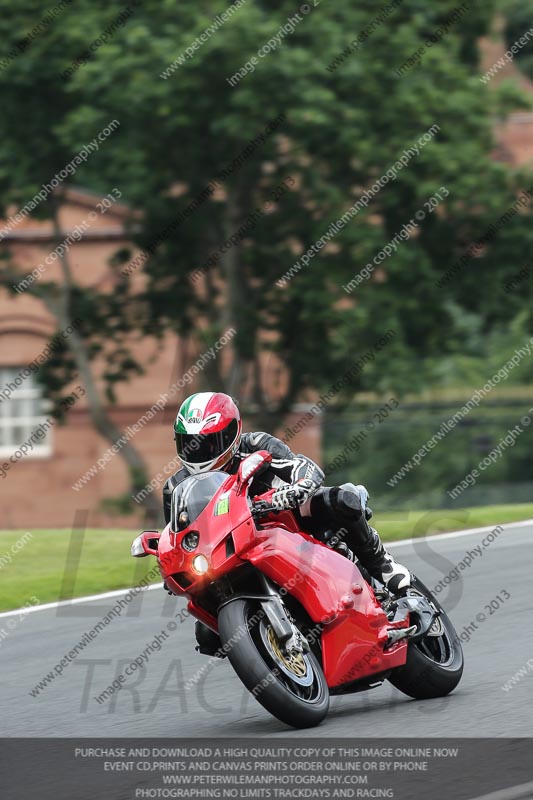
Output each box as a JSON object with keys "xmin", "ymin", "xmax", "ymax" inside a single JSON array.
[{"xmin": 0, "ymin": 189, "xmax": 320, "ymax": 528}]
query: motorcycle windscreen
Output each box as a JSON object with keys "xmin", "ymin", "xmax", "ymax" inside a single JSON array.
[{"xmin": 170, "ymin": 472, "xmax": 228, "ymax": 531}]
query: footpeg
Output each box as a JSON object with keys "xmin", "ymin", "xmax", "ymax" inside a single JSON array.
[
  {"xmin": 386, "ymin": 624, "xmax": 417, "ymax": 646},
  {"xmin": 392, "ymin": 595, "xmax": 439, "ymax": 642}
]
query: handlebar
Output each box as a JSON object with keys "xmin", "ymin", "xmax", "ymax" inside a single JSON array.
[
  {"xmin": 251, "ymin": 499, "xmax": 277, "ymax": 518},
  {"xmin": 251, "ymin": 485, "xmax": 305, "ymax": 518},
  {"xmin": 251, "ymin": 495, "xmax": 301, "ymax": 518}
]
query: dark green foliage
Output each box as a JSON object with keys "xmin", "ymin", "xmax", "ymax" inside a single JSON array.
[{"xmin": 1, "ymin": 0, "xmax": 533, "ymax": 455}]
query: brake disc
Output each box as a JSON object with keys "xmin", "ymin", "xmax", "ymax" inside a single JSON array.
[{"xmin": 259, "ymin": 621, "xmax": 314, "ymax": 687}]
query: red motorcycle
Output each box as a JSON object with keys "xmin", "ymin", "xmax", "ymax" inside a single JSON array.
[{"xmin": 131, "ymin": 451, "xmax": 463, "ymax": 728}]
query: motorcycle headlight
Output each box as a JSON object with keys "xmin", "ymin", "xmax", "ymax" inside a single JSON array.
[
  {"xmin": 181, "ymin": 531, "xmax": 199, "ymax": 552},
  {"xmin": 192, "ymin": 554, "xmax": 209, "ymax": 575}
]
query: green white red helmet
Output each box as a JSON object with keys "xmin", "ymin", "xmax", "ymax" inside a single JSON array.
[{"xmin": 173, "ymin": 392, "xmax": 242, "ymax": 474}]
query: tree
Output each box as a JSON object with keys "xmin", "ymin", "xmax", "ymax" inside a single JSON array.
[
  {"xmin": 2, "ymin": 0, "xmax": 533, "ymax": 442},
  {"xmin": 0, "ymin": 2, "xmax": 158, "ymax": 517},
  {"xmin": 55, "ymin": 0, "xmax": 533, "ymax": 410}
]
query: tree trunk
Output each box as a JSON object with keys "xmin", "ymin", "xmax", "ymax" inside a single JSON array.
[{"xmin": 2, "ymin": 205, "xmax": 161, "ymax": 522}]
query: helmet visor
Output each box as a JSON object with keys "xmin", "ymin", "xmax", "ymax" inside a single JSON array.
[{"xmin": 176, "ymin": 419, "xmax": 238, "ymax": 464}]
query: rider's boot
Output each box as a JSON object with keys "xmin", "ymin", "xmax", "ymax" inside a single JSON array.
[
  {"xmin": 326, "ymin": 485, "xmax": 411, "ymax": 594},
  {"xmin": 354, "ymin": 522, "xmax": 411, "ymax": 594}
]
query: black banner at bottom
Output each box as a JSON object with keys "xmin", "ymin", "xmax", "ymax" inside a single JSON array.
[{"xmin": 1, "ymin": 739, "xmax": 533, "ymax": 800}]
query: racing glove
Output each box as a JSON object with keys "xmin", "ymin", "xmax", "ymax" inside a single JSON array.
[{"xmin": 271, "ymin": 478, "xmax": 318, "ymax": 511}]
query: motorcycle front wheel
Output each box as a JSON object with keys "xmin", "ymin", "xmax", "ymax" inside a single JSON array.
[
  {"xmin": 388, "ymin": 575, "xmax": 464, "ymax": 699},
  {"xmin": 218, "ymin": 598, "xmax": 329, "ymax": 729}
]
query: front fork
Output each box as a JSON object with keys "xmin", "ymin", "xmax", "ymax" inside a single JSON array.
[{"xmin": 257, "ymin": 574, "xmax": 310, "ymax": 656}]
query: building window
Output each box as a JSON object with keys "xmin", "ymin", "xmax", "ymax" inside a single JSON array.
[{"xmin": 0, "ymin": 368, "xmax": 52, "ymax": 458}]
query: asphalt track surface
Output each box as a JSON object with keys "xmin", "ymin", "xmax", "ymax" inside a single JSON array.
[{"xmin": 2, "ymin": 521, "xmax": 532, "ymax": 738}]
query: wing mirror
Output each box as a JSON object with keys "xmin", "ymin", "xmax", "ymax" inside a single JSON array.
[
  {"xmin": 131, "ymin": 530, "xmax": 160, "ymax": 557},
  {"xmin": 236, "ymin": 450, "xmax": 272, "ymax": 492}
]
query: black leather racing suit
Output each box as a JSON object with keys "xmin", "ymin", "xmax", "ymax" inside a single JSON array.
[{"xmin": 163, "ymin": 431, "xmax": 383, "ymax": 571}]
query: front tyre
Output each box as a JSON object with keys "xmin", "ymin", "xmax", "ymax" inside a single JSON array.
[
  {"xmin": 218, "ymin": 598, "xmax": 329, "ymax": 729},
  {"xmin": 388, "ymin": 575, "xmax": 464, "ymax": 700}
]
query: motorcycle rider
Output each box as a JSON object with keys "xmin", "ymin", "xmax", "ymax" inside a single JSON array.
[{"xmin": 162, "ymin": 391, "xmax": 411, "ymax": 656}]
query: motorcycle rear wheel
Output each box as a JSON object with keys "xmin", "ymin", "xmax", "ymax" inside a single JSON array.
[
  {"xmin": 218, "ymin": 598, "xmax": 329, "ymax": 728},
  {"xmin": 388, "ymin": 576, "xmax": 464, "ymax": 699}
]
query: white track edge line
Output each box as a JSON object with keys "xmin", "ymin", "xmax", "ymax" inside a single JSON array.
[
  {"xmin": 387, "ymin": 517, "xmax": 533, "ymax": 547},
  {"xmin": 467, "ymin": 780, "xmax": 533, "ymax": 800},
  {"xmin": 1, "ymin": 518, "xmax": 532, "ymax": 619},
  {"xmin": 0, "ymin": 582, "xmax": 164, "ymax": 619}
]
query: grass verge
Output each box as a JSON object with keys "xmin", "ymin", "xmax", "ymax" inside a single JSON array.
[
  {"xmin": 0, "ymin": 529, "xmax": 157, "ymax": 612},
  {"xmin": 375, "ymin": 503, "xmax": 533, "ymax": 541},
  {"xmin": 1, "ymin": 503, "xmax": 532, "ymax": 612}
]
